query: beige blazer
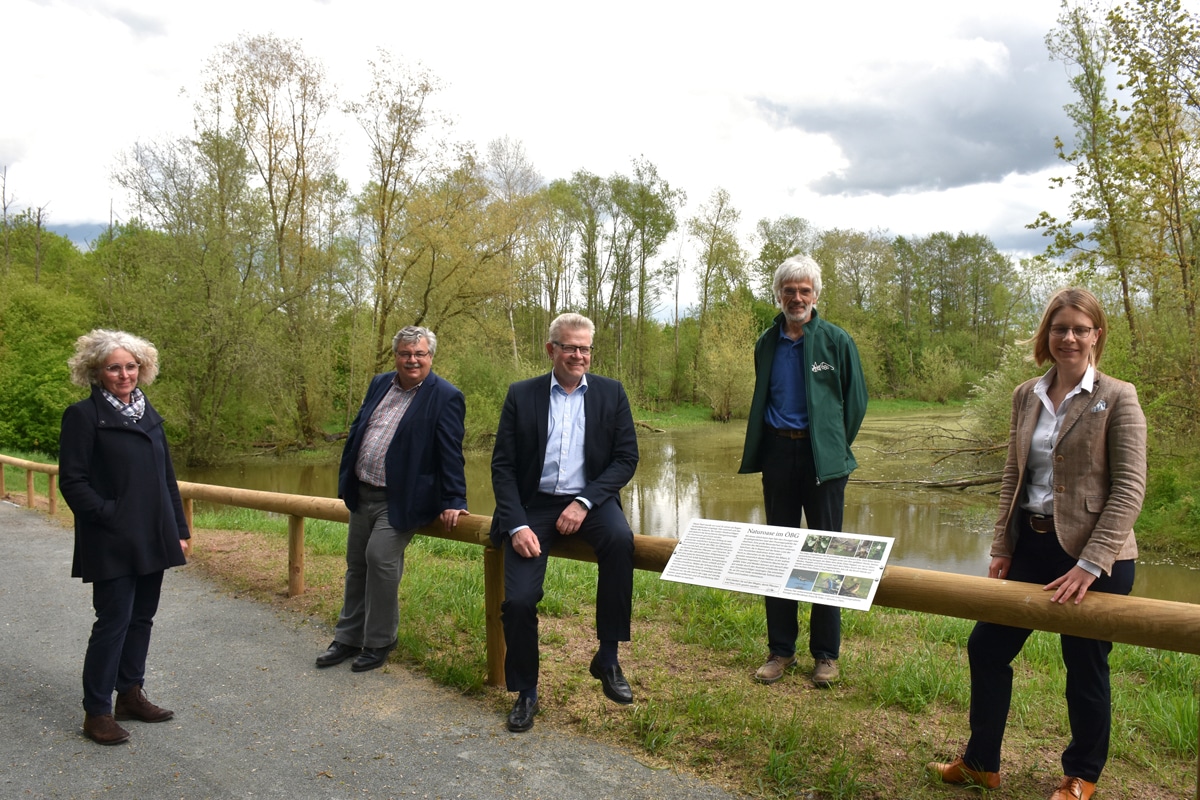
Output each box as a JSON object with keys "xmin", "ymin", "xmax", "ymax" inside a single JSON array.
[{"xmin": 991, "ymin": 368, "xmax": 1146, "ymax": 574}]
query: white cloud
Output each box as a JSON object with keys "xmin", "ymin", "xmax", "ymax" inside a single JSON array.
[{"xmin": 6, "ymin": 0, "xmax": 1076, "ymax": 285}]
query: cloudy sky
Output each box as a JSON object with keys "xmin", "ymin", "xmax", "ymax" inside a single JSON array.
[{"xmin": 5, "ymin": 0, "xmax": 1078, "ymax": 264}]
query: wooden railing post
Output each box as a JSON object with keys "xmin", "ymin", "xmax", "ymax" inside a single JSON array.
[
  {"xmin": 25, "ymin": 470, "xmax": 34, "ymax": 509},
  {"xmin": 287, "ymin": 514, "xmax": 305, "ymax": 597},
  {"xmin": 484, "ymin": 546, "xmax": 506, "ymax": 687},
  {"xmin": 47, "ymin": 475, "xmax": 57, "ymax": 515},
  {"xmin": 182, "ymin": 497, "xmax": 194, "ymax": 537}
]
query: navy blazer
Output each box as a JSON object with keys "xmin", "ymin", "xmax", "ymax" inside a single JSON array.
[
  {"xmin": 59, "ymin": 386, "xmax": 190, "ymax": 583},
  {"xmin": 489, "ymin": 372, "xmax": 639, "ymax": 543},
  {"xmin": 337, "ymin": 370, "xmax": 467, "ymax": 533}
]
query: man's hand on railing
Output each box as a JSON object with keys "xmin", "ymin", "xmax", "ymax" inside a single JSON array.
[{"xmin": 440, "ymin": 508, "xmax": 469, "ymax": 531}]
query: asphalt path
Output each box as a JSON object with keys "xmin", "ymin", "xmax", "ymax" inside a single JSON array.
[{"xmin": 0, "ymin": 501, "xmax": 739, "ymax": 800}]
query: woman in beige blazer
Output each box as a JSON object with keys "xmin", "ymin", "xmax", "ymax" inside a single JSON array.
[{"xmin": 928, "ymin": 288, "xmax": 1146, "ymax": 800}]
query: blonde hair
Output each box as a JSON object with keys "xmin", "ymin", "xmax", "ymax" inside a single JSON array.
[
  {"xmin": 68, "ymin": 329, "xmax": 160, "ymax": 387},
  {"xmin": 1028, "ymin": 287, "xmax": 1108, "ymax": 367}
]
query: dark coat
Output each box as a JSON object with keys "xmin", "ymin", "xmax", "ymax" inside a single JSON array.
[
  {"xmin": 337, "ymin": 371, "xmax": 468, "ymax": 533},
  {"xmin": 59, "ymin": 386, "xmax": 190, "ymax": 583},
  {"xmin": 489, "ymin": 372, "xmax": 639, "ymax": 545}
]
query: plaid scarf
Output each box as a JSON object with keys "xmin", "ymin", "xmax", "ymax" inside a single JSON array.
[{"xmin": 100, "ymin": 387, "xmax": 146, "ymax": 421}]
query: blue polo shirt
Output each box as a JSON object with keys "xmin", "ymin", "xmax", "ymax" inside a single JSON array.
[{"xmin": 764, "ymin": 331, "xmax": 808, "ymax": 431}]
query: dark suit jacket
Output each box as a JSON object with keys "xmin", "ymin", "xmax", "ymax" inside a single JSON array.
[
  {"xmin": 59, "ymin": 386, "xmax": 190, "ymax": 583},
  {"xmin": 489, "ymin": 373, "xmax": 639, "ymax": 544},
  {"xmin": 991, "ymin": 368, "xmax": 1145, "ymax": 573},
  {"xmin": 337, "ymin": 371, "xmax": 467, "ymax": 533}
]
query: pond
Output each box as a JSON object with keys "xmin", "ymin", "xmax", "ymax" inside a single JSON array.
[{"xmin": 180, "ymin": 412, "xmax": 1200, "ymax": 605}]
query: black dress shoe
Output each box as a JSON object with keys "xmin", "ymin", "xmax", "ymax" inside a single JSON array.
[
  {"xmin": 350, "ymin": 641, "xmax": 396, "ymax": 672},
  {"xmin": 506, "ymin": 696, "xmax": 539, "ymax": 732},
  {"xmin": 589, "ymin": 654, "xmax": 634, "ymax": 705},
  {"xmin": 316, "ymin": 640, "xmax": 361, "ymax": 668}
]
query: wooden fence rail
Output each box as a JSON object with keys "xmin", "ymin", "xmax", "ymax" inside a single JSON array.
[{"xmin": 4, "ymin": 453, "xmax": 1198, "ymax": 795}]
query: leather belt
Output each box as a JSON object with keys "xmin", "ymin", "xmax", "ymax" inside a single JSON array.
[
  {"xmin": 768, "ymin": 426, "xmax": 809, "ymax": 439},
  {"xmin": 358, "ymin": 483, "xmax": 388, "ymax": 499},
  {"xmin": 1026, "ymin": 512, "xmax": 1054, "ymax": 534}
]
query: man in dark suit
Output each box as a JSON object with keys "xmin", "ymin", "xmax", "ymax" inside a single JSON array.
[
  {"xmin": 490, "ymin": 313, "xmax": 639, "ymax": 732},
  {"xmin": 317, "ymin": 326, "xmax": 468, "ymax": 673}
]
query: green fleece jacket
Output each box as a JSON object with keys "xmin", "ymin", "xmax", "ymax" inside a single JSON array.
[{"xmin": 739, "ymin": 309, "xmax": 868, "ymax": 482}]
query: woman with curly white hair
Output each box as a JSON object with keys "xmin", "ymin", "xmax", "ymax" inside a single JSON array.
[{"xmin": 59, "ymin": 329, "xmax": 190, "ymax": 745}]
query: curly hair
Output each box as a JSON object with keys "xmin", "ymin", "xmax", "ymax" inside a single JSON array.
[
  {"xmin": 391, "ymin": 326, "xmax": 437, "ymax": 356},
  {"xmin": 68, "ymin": 329, "xmax": 160, "ymax": 387}
]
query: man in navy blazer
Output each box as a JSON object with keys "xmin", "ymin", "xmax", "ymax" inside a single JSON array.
[
  {"xmin": 317, "ymin": 326, "xmax": 468, "ymax": 673},
  {"xmin": 490, "ymin": 313, "xmax": 639, "ymax": 732}
]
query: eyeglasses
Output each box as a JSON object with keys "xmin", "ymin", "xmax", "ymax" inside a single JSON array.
[
  {"xmin": 103, "ymin": 362, "xmax": 139, "ymax": 375},
  {"xmin": 552, "ymin": 342, "xmax": 594, "ymax": 356},
  {"xmin": 396, "ymin": 351, "xmax": 431, "ymax": 360},
  {"xmin": 781, "ymin": 286, "xmax": 814, "ymax": 299},
  {"xmin": 1049, "ymin": 325, "xmax": 1097, "ymax": 339}
]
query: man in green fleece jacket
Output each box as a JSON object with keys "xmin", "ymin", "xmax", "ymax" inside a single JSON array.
[{"xmin": 739, "ymin": 254, "xmax": 868, "ymax": 688}]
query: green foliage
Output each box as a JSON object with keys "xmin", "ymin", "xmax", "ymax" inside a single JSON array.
[
  {"xmin": 439, "ymin": 348, "xmax": 531, "ymax": 447},
  {"xmin": 910, "ymin": 345, "xmax": 964, "ymax": 404},
  {"xmin": 695, "ymin": 297, "xmax": 758, "ymax": 421},
  {"xmin": 0, "ymin": 281, "xmax": 97, "ymax": 452},
  {"xmin": 963, "ymin": 343, "xmax": 1043, "ymax": 444},
  {"xmin": 1132, "ymin": 460, "xmax": 1200, "ymax": 559}
]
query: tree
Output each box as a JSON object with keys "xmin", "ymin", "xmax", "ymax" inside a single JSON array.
[
  {"xmin": 346, "ymin": 50, "xmax": 451, "ymax": 372},
  {"xmin": 751, "ymin": 215, "xmax": 817, "ymax": 300},
  {"xmin": 483, "ymin": 136, "xmax": 543, "ymax": 368},
  {"xmin": 687, "ymin": 187, "xmax": 745, "ymax": 400},
  {"xmin": 611, "ymin": 157, "xmax": 684, "ymax": 397},
  {"xmin": 1036, "ymin": 0, "xmax": 1143, "ymax": 352},
  {"xmin": 696, "ymin": 293, "xmax": 758, "ymax": 421},
  {"xmin": 200, "ymin": 34, "xmax": 341, "ymax": 446}
]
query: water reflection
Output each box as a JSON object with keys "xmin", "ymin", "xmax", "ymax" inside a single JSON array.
[{"xmin": 181, "ymin": 425, "xmax": 1200, "ymax": 604}]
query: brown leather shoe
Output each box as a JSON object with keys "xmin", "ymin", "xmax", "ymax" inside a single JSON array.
[
  {"xmin": 1048, "ymin": 776, "xmax": 1096, "ymax": 800},
  {"xmin": 83, "ymin": 713, "xmax": 131, "ymax": 745},
  {"xmin": 926, "ymin": 756, "xmax": 1001, "ymax": 789},
  {"xmin": 115, "ymin": 686, "xmax": 174, "ymax": 722},
  {"xmin": 812, "ymin": 657, "xmax": 840, "ymax": 687},
  {"xmin": 754, "ymin": 654, "xmax": 797, "ymax": 684}
]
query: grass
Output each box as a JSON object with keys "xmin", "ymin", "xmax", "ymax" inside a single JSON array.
[
  {"xmin": 165, "ymin": 517, "xmax": 1199, "ymax": 800},
  {"xmin": 632, "ymin": 401, "xmax": 717, "ymax": 428}
]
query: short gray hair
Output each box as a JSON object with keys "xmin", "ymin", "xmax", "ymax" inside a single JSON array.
[
  {"xmin": 772, "ymin": 254, "xmax": 823, "ymax": 302},
  {"xmin": 547, "ymin": 313, "xmax": 595, "ymax": 343},
  {"xmin": 68, "ymin": 329, "xmax": 160, "ymax": 387},
  {"xmin": 392, "ymin": 326, "xmax": 436, "ymax": 356}
]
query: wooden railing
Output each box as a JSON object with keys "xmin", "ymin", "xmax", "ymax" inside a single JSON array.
[
  {"xmin": 0, "ymin": 454, "xmax": 58, "ymax": 515},
  {"xmin": 4, "ymin": 452, "xmax": 1198, "ymax": 795}
]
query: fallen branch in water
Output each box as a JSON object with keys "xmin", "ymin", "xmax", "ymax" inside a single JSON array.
[{"xmin": 853, "ymin": 474, "xmax": 1001, "ymax": 490}]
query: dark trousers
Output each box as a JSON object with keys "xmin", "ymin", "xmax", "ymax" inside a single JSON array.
[
  {"xmin": 82, "ymin": 570, "xmax": 164, "ymax": 715},
  {"xmin": 501, "ymin": 494, "xmax": 634, "ymax": 692},
  {"xmin": 761, "ymin": 434, "xmax": 845, "ymax": 661},
  {"xmin": 963, "ymin": 519, "xmax": 1135, "ymax": 781}
]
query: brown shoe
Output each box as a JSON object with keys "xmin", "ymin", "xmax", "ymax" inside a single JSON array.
[
  {"xmin": 1049, "ymin": 776, "xmax": 1096, "ymax": 800},
  {"xmin": 115, "ymin": 686, "xmax": 174, "ymax": 722},
  {"xmin": 926, "ymin": 756, "xmax": 1001, "ymax": 789},
  {"xmin": 83, "ymin": 713, "xmax": 131, "ymax": 745},
  {"xmin": 812, "ymin": 657, "xmax": 840, "ymax": 687},
  {"xmin": 754, "ymin": 653, "xmax": 797, "ymax": 684}
]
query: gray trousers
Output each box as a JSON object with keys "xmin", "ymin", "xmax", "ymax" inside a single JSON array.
[{"xmin": 333, "ymin": 488, "xmax": 414, "ymax": 649}]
